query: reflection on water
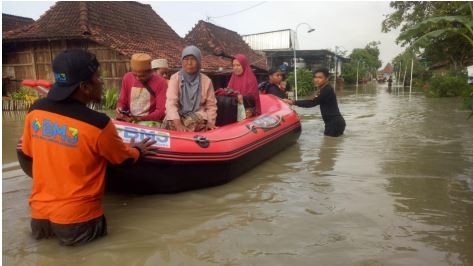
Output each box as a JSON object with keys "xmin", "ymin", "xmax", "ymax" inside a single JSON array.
[
  {"xmin": 3, "ymin": 84, "xmax": 473, "ymax": 265},
  {"xmin": 379, "ymin": 88, "xmax": 473, "ymax": 265},
  {"xmin": 2, "ymin": 111, "xmax": 27, "ymax": 164},
  {"xmin": 312, "ymin": 137, "xmax": 343, "ymax": 174}
]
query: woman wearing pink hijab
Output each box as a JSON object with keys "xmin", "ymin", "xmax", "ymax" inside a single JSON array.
[{"xmin": 227, "ymin": 54, "xmax": 261, "ymax": 115}]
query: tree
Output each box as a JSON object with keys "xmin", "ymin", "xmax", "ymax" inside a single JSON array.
[
  {"xmin": 383, "ymin": 1, "xmax": 473, "ymax": 117},
  {"xmin": 342, "ymin": 41, "xmax": 382, "ymax": 84},
  {"xmin": 287, "ymin": 69, "xmax": 314, "ymax": 97},
  {"xmin": 391, "ymin": 50, "xmax": 429, "ymax": 85},
  {"xmin": 382, "ymin": 2, "xmax": 469, "ymax": 33},
  {"xmin": 382, "ymin": 2, "xmax": 473, "ymax": 70}
]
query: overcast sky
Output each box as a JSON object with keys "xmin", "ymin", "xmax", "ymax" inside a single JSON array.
[{"xmin": 2, "ymin": 1, "xmax": 404, "ymax": 67}]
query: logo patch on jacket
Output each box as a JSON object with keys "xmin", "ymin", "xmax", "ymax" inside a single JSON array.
[{"xmin": 31, "ymin": 118, "xmax": 79, "ymax": 147}]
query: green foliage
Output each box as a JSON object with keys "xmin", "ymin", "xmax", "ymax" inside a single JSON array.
[
  {"xmin": 341, "ymin": 60, "xmax": 359, "ymax": 84},
  {"xmin": 384, "ymin": 1, "xmax": 473, "ymax": 120},
  {"xmin": 426, "ymin": 73, "xmax": 470, "ymax": 97},
  {"xmin": 102, "ymin": 88, "xmax": 118, "ymax": 110},
  {"xmin": 391, "ymin": 50, "xmax": 430, "ymax": 85},
  {"xmin": 399, "ymin": 15, "xmax": 473, "ymax": 46},
  {"xmin": 382, "ymin": 2, "xmax": 471, "ymax": 33},
  {"xmin": 341, "ymin": 41, "xmax": 382, "ymax": 84},
  {"xmin": 9, "ymin": 86, "xmax": 39, "ymax": 101},
  {"xmin": 383, "ymin": 2, "xmax": 473, "ymax": 70},
  {"xmin": 399, "ymin": 13, "xmax": 473, "ymax": 70},
  {"xmin": 286, "ymin": 69, "xmax": 315, "ymax": 97},
  {"xmin": 333, "ymin": 46, "xmax": 348, "ymax": 57}
]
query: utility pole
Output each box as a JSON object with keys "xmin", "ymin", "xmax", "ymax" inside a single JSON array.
[
  {"xmin": 402, "ymin": 61, "xmax": 407, "ymax": 88},
  {"xmin": 398, "ymin": 61, "xmax": 402, "ymax": 88},
  {"xmin": 356, "ymin": 60, "xmax": 360, "ymax": 89},
  {"xmin": 334, "ymin": 56, "xmax": 337, "ymax": 90},
  {"xmin": 409, "ymin": 59, "xmax": 414, "ymax": 95}
]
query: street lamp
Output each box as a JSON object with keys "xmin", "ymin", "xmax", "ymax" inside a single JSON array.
[
  {"xmin": 293, "ymin": 22, "xmax": 315, "ymax": 101},
  {"xmin": 333, "ymin": 45, "xmax": 346, "ymax": 91}
]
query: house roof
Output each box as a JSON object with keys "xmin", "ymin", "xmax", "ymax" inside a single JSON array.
[
  {"xmin": 383, "ymin": 63, "xmax": 393, "ymax": 73},
  {"xmin": 2, "ymin": 2, "xmax": 229, "ymax": 72},
  {"xmin": 2, "ymin": 13, "xmax": 34, "ymax": 32},
  {"xmin": 185, "ymin": 20, "xmax": 268, "ymax": 70},
  {"xmin": 263, "ymin": 49, "xmax": 350, "ymax": 62},
  {"xmin": 429, "ymin": 60, "xmax": 449, "ymax": 70}
]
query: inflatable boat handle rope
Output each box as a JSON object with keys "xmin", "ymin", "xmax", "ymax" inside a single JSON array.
[{"xmin": 169, "ymin": 114, "xmax": 283, "ymax": 143}]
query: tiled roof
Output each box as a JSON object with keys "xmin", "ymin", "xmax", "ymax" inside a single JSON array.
[
  {"xmin": 429, "ymin": 60, "xmax": 450, "ymax": 70},
  {"xmin": 383, "ymin": 63, "xmax": 393, "ymax": 73},
  {"xmin": 2, "ymin": 13, "xmax": 34, "ymax": 32},
  {"xmin": 185, "ymin": 20, "xmax": 268, "ymax": 70},
  {"xmin": 2, "ymin": 2, "xmax": 229, "ymax": 72}
]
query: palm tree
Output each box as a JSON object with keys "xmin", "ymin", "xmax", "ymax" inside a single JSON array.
[{"xmin": 400, "ymin": 2, "xmax": 473, "ymax": 48}]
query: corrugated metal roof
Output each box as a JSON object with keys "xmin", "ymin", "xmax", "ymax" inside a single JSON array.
[{"xmin": 242, "ymin": 29, "xmax": 298, "ymax": 51}]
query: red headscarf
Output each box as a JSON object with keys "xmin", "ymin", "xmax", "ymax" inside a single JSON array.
[{"xmin": 228, "ymin": 54, "xmax": 261, "ymax": 115}]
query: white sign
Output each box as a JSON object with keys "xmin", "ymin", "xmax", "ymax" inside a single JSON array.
[
  {"xmin": 468, "ymin": 65, "xmax": 473, "ymax": 84},
  {"xmin": 116, "ymin": 125, "xmax": 170, "ymax": 148}
]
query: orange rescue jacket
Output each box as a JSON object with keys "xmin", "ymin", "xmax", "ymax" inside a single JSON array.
[{"xmin": 21, "ymin": 98, "xmax": 139, "ymax": 224}]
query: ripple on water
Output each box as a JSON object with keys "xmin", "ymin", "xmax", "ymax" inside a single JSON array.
[{"xmin": 2, "ymin": 86, "xmax": 473, "ymax": 265}]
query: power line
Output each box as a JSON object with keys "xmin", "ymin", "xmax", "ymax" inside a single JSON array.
[{"xmin": 207, "ymin": 2, "xmax": 266, "ymax": 20}]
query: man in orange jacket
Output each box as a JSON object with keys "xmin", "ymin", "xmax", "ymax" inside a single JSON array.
[{"xmin": 21, "ymin": 48, "xmax": 157, "ymax": 246}]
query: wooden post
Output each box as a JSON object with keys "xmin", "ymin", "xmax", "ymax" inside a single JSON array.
[
  {"xmin": 31, "ymin": 46, "xmax": 38, "ymax": 80},
  {"xmin": 48, "ymin": 40, "xmax": 54, "ymax": 80}
]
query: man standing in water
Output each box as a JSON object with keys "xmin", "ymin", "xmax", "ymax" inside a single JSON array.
[
  {"xmin": 283, "ymin": 68, "xmax": 346, "ymax": 137},
  {"xmin": 21, "ymin": 49, "xmax": 157, "ymax": 246}
]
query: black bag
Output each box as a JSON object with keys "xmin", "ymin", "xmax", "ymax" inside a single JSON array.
[
  {"xmin": 242, "ymin": 95, "xmax": 255, "ymax": 109},
  {"xmin": 215, "ymin": 95, "xmax": 238, "ymax": 127}
]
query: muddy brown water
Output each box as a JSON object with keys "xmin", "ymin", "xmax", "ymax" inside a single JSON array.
[{"xmin": 3, "ymin": 84, "xmax": 473, "ymax": 265}]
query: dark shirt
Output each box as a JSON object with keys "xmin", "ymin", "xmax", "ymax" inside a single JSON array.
[
  {"xmin": 259, "ymin": 81, "xmax": 288, "ymax": 99},
  {"xmin": 294, "ymin": 83, "xmax": 343, "ymax": 124}
]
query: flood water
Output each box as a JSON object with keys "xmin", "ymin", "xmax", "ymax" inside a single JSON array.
[{"xmin": 3, "ymin": 83, "xmax": 473, "ymax": 265}]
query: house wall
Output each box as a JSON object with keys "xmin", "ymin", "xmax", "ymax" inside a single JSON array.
[
  {"xmin": 2, "ymin": 39, "xmax": 130, "ymax": 95},
  {"xmin": 265, "ymin": 54, "xmax": 336, "ymax": 74},
  {"xmin": 3, "ymin": 38, "xmax": 238, "ymax": 97}
]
